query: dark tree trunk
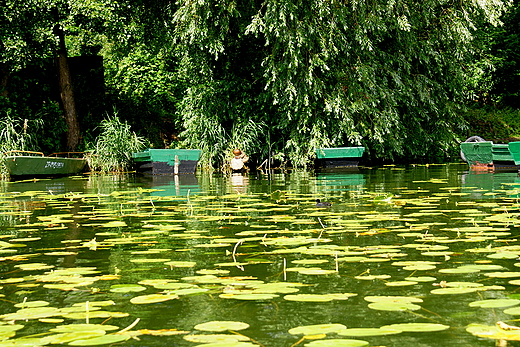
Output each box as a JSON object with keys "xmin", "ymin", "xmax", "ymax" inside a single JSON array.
[
  {"xmin": 55, "ymin": 25, "xmax": 80, "ymax": 151},
  {"xmin": 0, "ymin": 63, "xmax": 9, "ymax": 98}
]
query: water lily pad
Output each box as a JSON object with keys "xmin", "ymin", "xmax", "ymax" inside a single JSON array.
[
  {"xmin": 406, "ymin": 276, "xmax": 436, "ymax": 282},
  {"xmin": 289, "ymin": 323, "xmax": 347, "ymax": 335},
  {"xmin": 368, "ymin": 302, "xmax": 421, "ymax": 311},
  {"xmin": 484, "ymin": 272, "xmax": 520, "ymax": 278},
  {"xmin": 14, "ymin": 263, "xmax": 55, "ymax": 271},
  {"xmin": 469, "ymin": 299, "xmax": 520, "ymax": 308},
  {"xmin": 40, "ymin": 331, "xmax": 106, "ymax": 345},
  {"xmin": 164, "ymin": 261, "xmax": 197, "ymax": 268},
  {"xmin": 183, "ymin": 334, "xmax": 250, "ymax": 343},
  {"xmin": 337, "ymin": 327, "xmax": 402, "ymax": 337},
  {"xmin": 303, "ymin": 339, "xmax": 369, "ymax": 346},
  {"xmin": 14, "ymin": 300, "xmax": 49, "ymax": 308},
  {"xmin": 466, "ymin": 323, "xmax": 520, "ymax": 340},
  {"xmin": 292, "ymin": 259, "xmax": 329, "ymax": 265},
  {"xmin": 384, "ymin": 281, "xmax": 418, "ymax": 287},
  {"xmin": 61, "ymin": 311, "xmax": 129, "ymax": 319},
  {"xmin": 109, "ymin": 284, "xmax": 147, "ymax": 293},
  {"xmin": 382, "ymin": 323, "xmax": 449, "ymax": 332},
  {"xmin": 284, "ymin": 293, "xmax": 356, "ymax": 302},
  {"xmin": 0, "ymin": 307, "xmax": 61, "ymax": 321},
  {"xmin": 51, "ymin": 324, "xmax": 119, "ymax": 332},
  {"xmin": 503, "ymin": 306, "xmax": 520, "ymax": 315},
  {"xmin": 219, "ymin": 293, "xmax": 278, "ymax": 300},
  {"xmin": 130, "ymin": 258, "xmax": 171, "ymax": 263},
  {"xmin": 431, "ymin": 287, "xmax": 479, "ymax": 295},
  {"xmin": 130, "ymin": 293, "xmax": 179, "ymax": 304},
  {"xmin": 68, "ymin": 334, "xmax": 130, "ymax": 346},
  {"xmin": 364, "ymin": 296, "xmax": 423, "ymax": 304},
  {"xmin": 296, "ymin": 268, "xmax": 337, "ymax": 275},
  {"xmin": 194, "ymin": 321, "xmax": 250, "ymax": 332}
]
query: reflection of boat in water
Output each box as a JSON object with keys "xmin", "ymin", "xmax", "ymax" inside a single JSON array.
[
  {"xmin": 316, "ymin": 172, "xmax": 366, "ymax": 192},
  {"xmin": 136, "ymin": 174, "xmax": 200, "ymax": 197},
  {"xmin": 461, "ymin": 171, "xmax": 520, "ymax": 198},
  {"xmin": 3, "ymin": 176, "xmax": 89, "ymax": 195}
]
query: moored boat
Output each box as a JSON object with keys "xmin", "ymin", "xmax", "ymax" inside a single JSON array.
[
  {"xmin": 3, "ymin": 151, "xmax": 87, "ymax": 178},
  {"xmin": 315, "ymin": 147, "xmax": 365, "ymax": 170},
  {"xmin": 132, "ymin": 149, "xmax": 201, "ymax": 175},
  {"xmin": 460, "ymin": 137, "xmax": 518, "ymax": 171},
  {"xmin": 508, "ymin": 142, "xmax": 520, "ymax": 167}
]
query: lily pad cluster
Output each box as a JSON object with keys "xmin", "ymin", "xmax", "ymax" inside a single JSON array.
[{"xmin": 2, "ymin": 169, "xmax": 520, "ymax": 345}]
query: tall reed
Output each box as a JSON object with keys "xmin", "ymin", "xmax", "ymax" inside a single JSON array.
[
  {"xmin": 88, "ymin": 112, "xmax": 147, "ymax": 172},
  {"xmin": 0, "ymin": 113, "xmax": 42, "ymax": 177}
]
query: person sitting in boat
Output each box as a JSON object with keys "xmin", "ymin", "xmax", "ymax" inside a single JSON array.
[{"xmin": 230, "ymin": 149, "xmax": 249, "ymax": 173}]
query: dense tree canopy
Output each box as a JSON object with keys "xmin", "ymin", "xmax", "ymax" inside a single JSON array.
[{"xmin": 0, "ymin": 0, "xmax": 516, "ymax": 168}]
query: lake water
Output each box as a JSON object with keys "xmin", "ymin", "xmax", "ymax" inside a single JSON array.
[{"xmin": 2, "ymin": 164, "xmax": 520, "ymax": 347}]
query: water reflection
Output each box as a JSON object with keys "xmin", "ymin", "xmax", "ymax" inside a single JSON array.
[
  {"xmin": 230, "ymin": 173, "xmax": 249, "ymax": 194},
  {"xmin": 462, "ymin": 171, "xmax": 520, "ymax": 199},
  {"xmin": 136, "ymin": 174, "xmax": 201, "ymax": 197},
  {"xmin": 2, "ymin": 166, "xmax": 520, "ymax": 347}
]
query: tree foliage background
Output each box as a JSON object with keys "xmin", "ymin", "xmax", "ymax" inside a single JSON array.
[{"xmin": 1, "ymin": 0, "xmax": 518, "ymax": 168}]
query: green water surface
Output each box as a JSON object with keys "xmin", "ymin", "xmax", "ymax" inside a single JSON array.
[{"xmin": 1, "ymin": 164, "xmax": 520, "ymax": 347}]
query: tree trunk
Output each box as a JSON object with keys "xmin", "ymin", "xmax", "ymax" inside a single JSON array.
[
  {"xmin": 0, "ymin": 63, "xmax": 9, "ymax": 98},
  {"xmin": 55, "ymin": 25, "xmax": 80, "ymax": 151}
]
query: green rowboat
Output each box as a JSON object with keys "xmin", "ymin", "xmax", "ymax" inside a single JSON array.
[
  {"xmin": 460, "ymin": 138, "xmax": 518, "ymax": 171},
  {"xmin": 508, "ymin": 142, "xmax": 520, "ymax": 166},
  {"xmin": 4, "ymin": 151, "xmax": 87, "ymax": 177},
  {"xmin": 132, "ymin": 149, "xmax": 202, "ymax": 175},
  {"xmin": 315, "ymin": 147, "xmax": 365, "ymax": 169}
]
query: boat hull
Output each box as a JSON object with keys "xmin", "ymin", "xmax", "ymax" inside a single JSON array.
[
  {"xmin": 460, "ymin": 141, "xmax": 519, "ymax": 171},
  {"xmin": 5, "ymin": 156, "xmax": 87, "ymax": 177},
  {"xmin": 315, "ymin": 147, "xmax": 365, "ymax": 169},
  {"xmin": 132, "ymin": 149, "xmax": 201, "ymax": 175},
  {"xmin": 508, "ymin": 142, "xmax": 520, "ymax": 166}
]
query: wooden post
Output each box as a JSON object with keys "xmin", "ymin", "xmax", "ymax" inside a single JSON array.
[{"xmin": 174, "ymin": 155, "xmax": 179, "ymax": 175}]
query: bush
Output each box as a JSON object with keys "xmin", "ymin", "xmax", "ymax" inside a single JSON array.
[{"xmin": 460, "ymin": 106, "xmax": 520, "ymax": 142}]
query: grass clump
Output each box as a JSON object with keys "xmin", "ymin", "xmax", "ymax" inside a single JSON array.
[{"xmin": 88, "ymin": 112, "xmax": 147, "ymax": 172}]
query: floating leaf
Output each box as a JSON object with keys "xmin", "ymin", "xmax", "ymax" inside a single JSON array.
[
  {"xmin": 406, "ymin": 276, "xmax": 436, "ymax": 282},
  {"xmin": 467, "ymin": 323, "xmax": 520, "ymax": 341},
  {"xmin": 337, "ymin": 327, "xmax": 402, "ymax": 337},
  {"xmin": 183, "ymin": 334, "xmax": 250, "ymax": 343},
  {"xmin": 219, "ymin": 293, "xmax": 278, "ymax": 300},
  {"xmin": 382, "ymin": 323, "xmax": 449, "ymax": 332},
  {"xmin": 51, "ymin": 324, "xmax": 119, "ymax": 333},
  {"xmin": 109, "ymin": 284, "xmax": 147, "ymax": 293},
  {"xmin": 469, "ymin": 299, "xmax": 520, "ymax": 308},
  {"xmin": 0, "ymin": 307, "xmax": 61, "ymax": 321},
  {"xmin": 130, "ymin": 294, "xmax": 179, "ymax": 304},
  {"xmin": 431, "ymin": 287, "xmax": 479, "ymax": 295},
  {"xmin": 14, "ymin": 300, "xmax": 49, "ymax": 308},
  {"xmin": 303, "ymin": 339, "xmax": 369, "ymax": 346},
  {"xmin": 385, "ymin": 281, "xmax": 418, "ymax": 287},
  {"xmin": 289, "ymin": 324, "xmax": 347, "ymax": 335},
  {"xmin": 296, "ymin": 268, "xmax": 337, "ymax": 275},
  {"xmin": 14, "ymin": 263, "xmax": 54, "ymax": 271},
  {"xmin": 194, "ymin": 321, "xmax": 250, "ymax": 332},
  {"xmin": 164, "ymin": 261, "xmax": 197, "ymax": 268},
  {"xmin": 284, "ymin": 293, "xmax": 356, "ymax": 302},
  {"xmin": 40, "ymin": 331, "xmax": 106, "ymax": 345},
  {"xmin": 484, "ymin": 272, "xmax": 520, "ymax": 278},
  {"xmin": 68, "ymin": 334, "xmax": 130, "ymax": 346}
]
